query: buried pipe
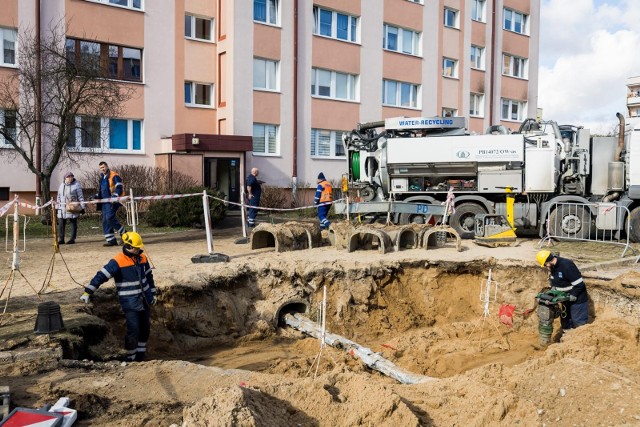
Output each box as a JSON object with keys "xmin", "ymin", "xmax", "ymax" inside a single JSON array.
[{"xmin": 283, "ymin": 313, "xmax": 435, "ymax": 384}]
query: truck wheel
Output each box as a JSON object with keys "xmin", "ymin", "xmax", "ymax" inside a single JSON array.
[
  {"xmin": 548, "ymin": 206, "xmax": 592, "ymax": 240},
  {"xmin": 625, "ymin": 206, "xmax": 640, "ymax": 243},
  {"xmin": 449, "ymin": 203, "xmax": 486, "ymax": 239},
  {"xmin": 399, "ymin": 213, "xmax": 428, "ymax": 225}
]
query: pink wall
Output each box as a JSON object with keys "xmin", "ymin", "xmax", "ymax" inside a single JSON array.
[
  {"xmin": 312, "ymin": 37, "xmax": 360, "ymax": 74},
  {"xmin": 383, "ymin": 51, "xmax": 422, "ymax": 83},
  {"xmin": 254, "ymin": 24, "xmax": 281, "ymax": 59},
  {"xmin": 314, "ymin": 0, "xmax": 360, "ymax": 15},
  {"xmin": 253, "ymin": 91, "xmax": 281, "ymax": 124},
  {"xmin": 383, "ymin": 0, "xmax": 422, "ymax": 30},
  {"xmin": 0, "ymin": 0, "xmax": 18, "ymax": 26},
  {"xmin": 312, "ymin": 98, "xmax": 359, "ymax": 130}
]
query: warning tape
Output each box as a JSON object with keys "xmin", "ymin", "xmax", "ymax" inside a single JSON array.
[{"xmin": 0, "ymin": 199, "xmax": 15, "ymax": 217}]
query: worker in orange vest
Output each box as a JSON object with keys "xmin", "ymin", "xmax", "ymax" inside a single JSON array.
[{"xmin": 314, "ymin": 172, "xmax": 333, "ymax": 230}]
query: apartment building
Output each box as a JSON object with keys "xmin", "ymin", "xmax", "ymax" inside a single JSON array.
[
  {"xmin": 627, "ymin": 76, "xmax": 640, "ymax": 118},
  {"xmin": 0, "ymin": 0, "xmax": 540, "ymax": 204}
]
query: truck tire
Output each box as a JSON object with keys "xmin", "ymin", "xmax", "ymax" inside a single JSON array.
[
  {"xmin": 399, "ymin": 212, "xmax": 428, "ymax": 225},
  {"xmin": 626, "ymin": 206, "xmax": 640, "ymax": 243},
  {"xmin": 449, "ymin": 203, "xmax": 486, "ymax": 239},
  {"xmin": 548, "ymin": 206, "xmax": 593, "ymax": 240}
]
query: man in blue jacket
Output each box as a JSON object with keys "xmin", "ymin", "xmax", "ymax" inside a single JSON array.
[
  {"xmin": 314, "ymin": 172, "xmax": 333, "ymax": 230},
  {"xmin": 81, "ymin": 232, "xmax": 156, "ymax": 362},
  {"xmin": 96, "ymin": 161, "xmax": 126, "ymax": 246}
]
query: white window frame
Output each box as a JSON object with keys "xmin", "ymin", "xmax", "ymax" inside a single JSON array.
[
  {"xmin": 501, "ymin": 98, "xmax": 527, "ymax": 122},
  {"xmin": 444, "ymin": 8, "xmax": 459, "ymax": 29},
  {"xmin": 503, "ymin": 8, "xmax": 528, "ymax": 35},
  {"xmin": 185, "ymin": 81, "xmax": 214, "ymax": 108},
  {"xmin": 470, "ymin": 45, "xmax": 484, "ymax": 70},
  {"xmin": 470, "ymin": 93, "xmax": 484, "ymax": 117},
  {"xmin": 382, "ymin": 79, "xmax": 421, "ymax": 109},
  {"xmin": 67, "ymin": 117, "xmax": 144, "ymax": 153},
  {"xmin": 0, "ymin": 27, "xmax": 17, "ymax": 68},
  {"xmin": 252, "ymin": 123, "xmax": 279, "ymax": 156},
  {"xmin": 443, "ymin": 57, "xmax": 458, "ymax": 78},
  {"xmin": 313, "ymin": 6, "xmax": 359, "ymax": 43},
  {"xmin": 254, "ymin": 0, "xmax": 280, "ymax": 26},
  {"xmin": 84, "ymin": 0, "xmax": 143, "ymax": 12},
  {"xmin": 310, "ymin": 128, "xmax": 346, "ymax": 159},
  {"xmin": 0, "ymin": 109, "xmax": 17, "ymax": 148},
  {"xmin": 185, "ymin": 14, "xmax": 215, "ymax": 43},
  {"xmin": 253, "ymin": 57, "xmax": 279, "ymax": 91},
  {"xmin": 383, "ymin": 24, "xmax": 421, "ymax": 56},
  {"xmin": 471, "ymin": 0, "xmax": 486, "ymax": 23},
  {"xmin": 442, "ymin": 108, "xmax": 457, "ymax": 117},
  {"xmin": 407, "ymin": 0, "xmax": 423, "ymax": 4},
  {"xmin": 311, "ymin": 68, "xmax": 359, "ymax": 102},
  {"xmin": 502, "ymin": 54, "xmax": 528, "ymax": 79}
]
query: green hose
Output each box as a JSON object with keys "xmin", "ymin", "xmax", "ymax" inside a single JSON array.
[{"xmin": 351, "ymin": 151, "xmax": 360, "ymax": 181}]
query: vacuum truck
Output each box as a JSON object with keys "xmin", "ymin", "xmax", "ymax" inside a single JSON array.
[{"xmin": 338, "ymin": 114, "xmax": 640, "ymax": 241}]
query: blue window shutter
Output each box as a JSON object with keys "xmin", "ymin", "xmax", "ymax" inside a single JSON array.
[
  {"xmin": 133, "ymin": 120, "xmax": 141, "ymax": 150},
  {"xmin": 109, "ymin": 119, "xmax": 128, "ymax": 149}
]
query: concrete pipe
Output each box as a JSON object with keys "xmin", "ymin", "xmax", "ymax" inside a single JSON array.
[
  {"xmin": 347, "ymin": 228, "xmax": 393, "ymax": 254},
  {"xmin": 384, "ymin": 225, "xmax": 420, "ymax": 252},
  {"xmin": 328, "ymin": 222, "xmax": 354, "ymax": 250},
  {"xmin": 274, "ymin": 299, "xmax": 310, "ymax": 327},
  {"xmin": 251, "ymin": 222, "xmax": 321, "ymax": 252},
  {"xmin": 422, "ymin": 226, "xmax": 463, "ymax": 252}
]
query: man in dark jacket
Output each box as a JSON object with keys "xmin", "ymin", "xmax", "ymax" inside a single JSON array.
[
  {"xmin": 96, "ymin": 161, "xmax": 126, "ymax": 246},
  {"xmin": 246, "ymin": 167, "xmax": 262, "ymax": 227},
  {"xmin": 81, "ymin": 232, "xmax": 156, "ymax": 362},
  {"xmin": 536, "ymin": 250, "xmax": 589, "ymax": 330}
]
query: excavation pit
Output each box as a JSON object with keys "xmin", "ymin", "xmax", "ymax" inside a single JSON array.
[{"xmin": 3, "ymin": 239, "xmax": 640, "ymax": 426}]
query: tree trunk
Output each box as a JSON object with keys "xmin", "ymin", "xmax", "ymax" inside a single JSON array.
[{"xmin": 39, "ymin": 174, "xmax": 53, "ymax": 225}]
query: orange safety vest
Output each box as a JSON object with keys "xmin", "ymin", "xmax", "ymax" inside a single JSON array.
[
  {"xmin": 107, "ymin": 170, "xmax": 121, "ymax": 194},
  {"xmin": 319, "ymin": 180, "xmax": 333, "ymax": 203}
]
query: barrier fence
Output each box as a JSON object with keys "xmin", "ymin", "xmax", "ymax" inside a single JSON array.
[{"xmin": 540, "ymin": 201, "xmax": 632, "ymax": 257}]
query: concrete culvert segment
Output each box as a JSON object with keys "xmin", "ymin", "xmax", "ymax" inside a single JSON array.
[
  {"xmin": 3, "ymin": 234, "xmax": 640, "ymax": 426},
  {"xmin": 251, "ymin": 222, "xmax": 321, "ymax": 252},
  {"xmin": 275, "ymin": 300, "xmax": 309, "ymax": 327}
]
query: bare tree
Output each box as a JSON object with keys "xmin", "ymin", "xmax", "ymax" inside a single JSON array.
[{"xmin": 0, "ymin": 22, "xmax": 135, "ymax": 204}]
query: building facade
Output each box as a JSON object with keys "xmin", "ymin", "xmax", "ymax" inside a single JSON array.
[
  {"xmin": 627, "ymin": 76, "xmax": 640, "ymax": 118},
  {"xmin": 0, "ymin": 0, "xmax": 540, "ymax": 203}
]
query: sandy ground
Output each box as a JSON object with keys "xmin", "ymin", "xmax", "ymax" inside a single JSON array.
[{"xmin": 1, "ymin": 218, "xmax": 640, "ymax": 426}]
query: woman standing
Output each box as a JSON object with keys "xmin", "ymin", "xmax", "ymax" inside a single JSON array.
[{"xmin": 56, "ymin": 171, "xmax": 85, "ymax": 244}]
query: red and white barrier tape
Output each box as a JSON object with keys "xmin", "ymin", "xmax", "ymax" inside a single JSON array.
[{"xmin": 207, "ymin": 195, "xmax": 344, "ymax": 212}]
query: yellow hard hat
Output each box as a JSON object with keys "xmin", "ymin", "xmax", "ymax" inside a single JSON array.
[
  {"xmin": 122, "ymin": 232, "xmax": 143, "ymax": 248},
  {"xmin": 536, "ymin": 250, "xmax": 551, "ymax": 267}
]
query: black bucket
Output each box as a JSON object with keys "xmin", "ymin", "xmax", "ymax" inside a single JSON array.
[{"xmin": 34, "ymin": 301, "xmax": 65, "ymax": 334}]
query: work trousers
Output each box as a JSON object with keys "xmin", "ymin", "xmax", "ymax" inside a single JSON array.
[
  {"xmin": 318, "ymin": 204, "xmax": 331, "ymax": 230},
  {"xmin": 248, "ymin": 195, "xmax": 260, "ymax": 226},
  {"xmin": 560, "ymin": 300, "xmax": 588, "ymax": 330},
  {"xmin": 102, "ymin": 203, "xmax": 125, "ymax": 243},
  {"xmin": 124, "ymin": 307, "xmax": 151, "ymax": 362}
]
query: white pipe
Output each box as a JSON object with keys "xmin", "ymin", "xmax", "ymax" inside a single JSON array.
[
  {"xmin": 130, "ymin": 188, "xmax": 137, "ymax": 233},
  {"xmin": 12, "ymin": 197, "xmax": 19, "ymax": 271},
  {"xmin": 240, "ymin": 191, "xmax": 247, "ymax": 238},
  {"xmin": 202, "ymin": 190, "xmax": 213, "ymax": 254},
  {"xmin": 283, "ymin": 313, "xmax": 435, "ymax": 384}
]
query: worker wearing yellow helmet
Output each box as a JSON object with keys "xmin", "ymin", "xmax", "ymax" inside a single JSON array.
[
  {"xmin": 81, "ymin": 231, "xmax": 157, "ymax": 361},
  {"xmin": 536, "ymin": 250, "xmax": 589, "ymax": 330}
]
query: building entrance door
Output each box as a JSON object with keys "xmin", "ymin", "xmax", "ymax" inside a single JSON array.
[{"xmin": 204, "ymin": 158, "xmax": 240, "ymax": 208}]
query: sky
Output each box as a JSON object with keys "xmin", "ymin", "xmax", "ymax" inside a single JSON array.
[{"xmin": 538, "ymin": 0, "xmax": 640, "ymax": 134}]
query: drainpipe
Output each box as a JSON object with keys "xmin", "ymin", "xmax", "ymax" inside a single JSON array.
[
  {"xmin": 35, "ymin": 0, "xmax": 42, "ymax": 209},
  {"xmin": 292, "ymin": 0, "xmax": 299, "ymax": 204},
  {"xmin": 488, "ymin": 0, "xmax": 497, "ymax": 125}
]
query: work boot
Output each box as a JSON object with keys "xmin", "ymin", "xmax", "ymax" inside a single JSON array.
[
  {"xmin": 58, "ymin": 240, "xmax": 65, "ymax": 245},
  {"xmin": 103, "ymin": 239, "xmax": 118, "ymax": 247},
  {"xmin": 67, "ymin": 239, "xmax": 76, "ymax": 244}
]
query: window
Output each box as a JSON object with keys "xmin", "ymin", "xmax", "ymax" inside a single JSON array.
[
  {"xmin": 313, "ymin": 6, "xmax": 358, "ymax": 42},
  {"xmin": 382, "ymin": 79, "xmax": 420, "ymax": 108},
  {"xmin": 444, "ymin": 8, "xmax": 459, "ymax": 28},
  {"xmin": 502, "ymin": 54, "xmax": 527, "ymax": 78},
  {"xmin": 1, "ymin": 27, "xmax": 16, "ymax": 66},
  {"xmin": 471, "ymin": 0, "xmax": 485, "ymax": 22},
  {"xmin": 470, "ymin": 93, "xmax": 484, "ymax": 117},
  {"xmin": 253, "ymin": 123, "xmax": 278, "ymax": 155},
  {"xmin": 407, "ymin": 0, "xmax": 423, "ymax": 3},
  {"xmin": 254, "ymin": 0, "xmax": 278, "ymax": 25},
  {"xmin": 383, "ymin": 24, "xmax": 420, "ymax": 56},
  {"xmin": 311, "ymin": 68, "xmax": 358, "ymax": 101},
  {"xmin": 185, "ymin": 81, "xmax": 213, "ymax": 107},
  {"xmin": 253, "ymin": 58, "xmax": 279, "ymax": 91},
  {"xmin": 66, "ymin": 38, "xmax": 142, "ymax": 82},
  {"xmin": 470, "ymin": 45, "xmax": 484, "ymax": 70},
  {"xmin": 0, "ymin": 109, "xmax": 17, "ymax": 146},
  {"xmin": 86, "ymin": 0, "xmax": 143, "ymax": 11},
  {"xmin": 67, "ymin": 116, "xmax": 142, "ymax": 151},
  {"xmin": 442, "ymin": 108, "xmax": 457, "ymax": 117},
  {"xmin": 185, "ymin": 15, "xmax": 214, "ymax": 41},
  {"xmin": 501, "ymin": 98, "xmax": 526, "ymax": 121},
  {"xmin": 443, "ymin": 57, "xmax": 458, "ymax": 78},
  {"xmin": 504, "ymin": 9, "xmax": 527, "ymax": 34},
  {"xmin": 311, "ymin": 129, "xmax": 346, "ymax": 158}
]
